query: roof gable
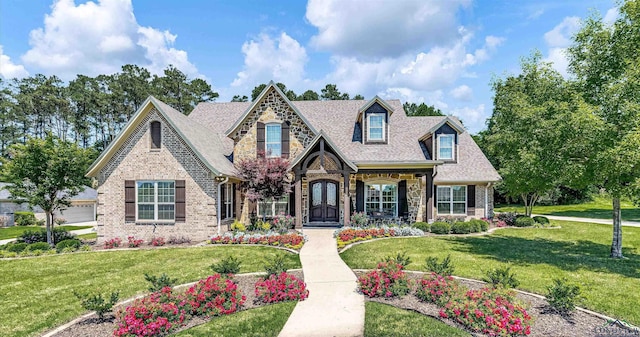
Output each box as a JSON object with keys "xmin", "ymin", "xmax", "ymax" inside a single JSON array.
[
  {"xmin": 356, "ymin": 96, "xmax": 394, "ymax": 122},
  {"xmin": 419, "ymin": 116, "xmax": 465, "ymax": 141},
  {"xmin": 225, "ymin": 81, "xmax": 318, "ymax": 137},
  {"xmin": 289, "ymin": 130, "xmax": 357, "ymax": 172}
]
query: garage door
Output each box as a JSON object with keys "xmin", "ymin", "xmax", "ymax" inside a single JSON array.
[{"xmin": 56, "ymin": 204, "xmax": 95, "ymax": 223}]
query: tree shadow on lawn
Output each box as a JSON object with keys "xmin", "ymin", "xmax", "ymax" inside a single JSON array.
[
  {"xmin": 544, "ymin": 208, "xmax": 640, "ymax": 222},
  {"xmin": 443, "ymin": 235, "xmax": 640, "ymax": 279}
]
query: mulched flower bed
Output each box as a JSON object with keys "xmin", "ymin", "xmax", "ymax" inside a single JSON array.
[
  {"xmin": 355, "ymin": 270, "xmax": 610, "ymax": 337},
  {"xmin": 49, "ymin": 271, "xmax": 303, "ymax": 337}
]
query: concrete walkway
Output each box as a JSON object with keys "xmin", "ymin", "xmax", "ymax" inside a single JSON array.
[
  {"xmin": 533, "ymin": 214, "xmax": 640, "ymax": 228},
  {"xmin": 279, "ymin": 228, "xmax": 364, "ymax": 337},
  {"xmin": 0, "ymin": 221, "xmax": 96, "ymax": 245}
]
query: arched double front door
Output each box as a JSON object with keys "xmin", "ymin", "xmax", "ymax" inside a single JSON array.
[{"xmin": 309, "ymin": 180, "xmax": 339, "ymax": 222}]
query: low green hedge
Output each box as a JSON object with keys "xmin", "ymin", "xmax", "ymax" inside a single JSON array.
[
  {"xmin": 533, "ymin": 216, "xmax": 550, "ymax": 225},
  {"xmin": 15, "ymin": 211, "xmax": 38, "ymax": 226},
  {"xmin": 514, "ymin": 216, "xmax": 535, "ymax": 227},
  {"xmin": 412, "ymin": 222, "xmax": 430, "ymax": 232},
  {"xmin": 430, "ymin": 221, "xmax": 451, "ymax": 234},
  {"xmin": 451, "ymin": 221, "xmax": 474, "ymax": 234}
]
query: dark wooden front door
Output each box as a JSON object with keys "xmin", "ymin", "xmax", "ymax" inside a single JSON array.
[{"xmin": 309, "ymin": 180, "xmax": 339, "ymax": 222}]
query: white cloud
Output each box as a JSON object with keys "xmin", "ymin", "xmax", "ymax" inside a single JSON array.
[
  {"xmin": 450, "ymin": 104, "xmax": 485, "ymax": 129},
  {"xmin": 543, "ymin": 16, "xmax": 580, "ymax": 76},
  {"xmin": 450, "ymin": 85, "xmax": 473, "ymax": 101},
  {"xmin": 231, "ymin": 32, "xmax": 308, "ymax": 90},
  {"xmin": 306, "ymin": 0, "xmax": 471, "ymax": 58},
  {"xmin": 603, "ymin": 7, "xmax": 618, "ymax": 25},
  {"xmin": 0, "ymin": 45, "xmax": 29, "ymax": 79},
  {"xmin": 21, "ymin": 0, "xmax": 199, "ymax": 79}
]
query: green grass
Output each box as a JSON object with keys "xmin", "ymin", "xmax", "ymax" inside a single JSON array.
[
  {"xmin": 0, "ymin": 246, "xmax": 301, "ymax": 337},
  {"xmin": 341, "ymin": 220, "xmax": 640, "ymax": 325},
  {"xmin": 0, "ymin": 225, "xmax": 93, "ymax": 240},
  {"xmin": 495, "ymin": 196, "xmax": 640, "ymax": 221},
  {"xmin": 364, "ymin": 302, "xmax": 469, "ymax": 337},
  {"xmin": 76, "ymin": 232, "xmax": 97, "ymax": 240},
  {"xmin": 174, "ymin": 302, "xmax": 296, "ymax": 337}
]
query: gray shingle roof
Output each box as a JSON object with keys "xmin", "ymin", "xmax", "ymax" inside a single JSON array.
[
  {"xmin": 189, "ymin": 99, "xmax": 500, "ymax": 182},
  {"xmin": 0, "ymin": 183, "xmax": 97, "ymax": 201}
]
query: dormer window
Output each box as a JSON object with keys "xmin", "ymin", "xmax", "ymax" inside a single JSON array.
[
  {"xmin": 265, "ymin": 123, "xmax": 282, "ymax": 157},
  {"xmin": 367, "ymin": 113, "xmax": 385, "ymax": 141},
  {"xmin": 438, "ymin": 134, "xmax": 454, "ymax": 160},
  {"xmin": 150, "ymin": 121, "xmax": 161, "ymax": 149}
]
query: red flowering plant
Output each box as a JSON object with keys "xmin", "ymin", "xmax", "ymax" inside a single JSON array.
[
  {"xmin": 104, "ymin": 237, "xmax": 122, "ymax": 249},
  {"xmin": 209, "ymin": 232, "xmax": 305, "ymax": 250},
  {"xmin": 181, "ymin": 274, "xmax": 246, "ymax": 316},
  {"xmin": 114, "ymin": 287, "xmax": 187, "ymax": 337},
  {"xmin": 254, "ymin": 272, "xmax": 309, "ymax": 303},
  {"xmin": 358, "ymin": 261, "xmax": 411, "ymax": 298},
  {"xmin": 416, "ymin": 272, "xmax": 462, "ymax": 306},
  {"xmin": 150, "ymin": 237, "xmax": 165, "ymax": 246},
  {"xmin": 335, "ymin": 227, "xmax": 396, "ymax": 249},
  {"xmin": 127, "ymin": 236, "xmax": 144, "ymax": 248},
  {"xmin": 439, "ymin": 287, "xmax": 531, "ymax": 336}
]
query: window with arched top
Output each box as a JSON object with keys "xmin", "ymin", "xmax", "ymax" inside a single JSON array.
[{"xmin": 151, "ymin": 121, "xmax": 161, "ymax": 149}]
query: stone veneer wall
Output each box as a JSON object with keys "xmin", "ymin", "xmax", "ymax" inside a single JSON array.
[
  {"xmin": 231, "ymin": 87, "xmax": 315, "ymax": 161},
  {"xmin": 96, "ymin": 109, "xmax": 218, "ymax": 243},
  {"xmin": 349, "ymin": 173, "xmax": 422, "ymax": 223}
]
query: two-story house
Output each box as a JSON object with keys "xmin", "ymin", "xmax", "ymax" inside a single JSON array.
[{"xmin": 86, "ymin": 82, "xmax": 500, "ymax": 242}]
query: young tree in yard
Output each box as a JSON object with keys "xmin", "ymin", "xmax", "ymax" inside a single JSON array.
[
  {"xmin": 485, "ymin": 53, "xmax": 598, "ymax": 217},
  {"xmin": 0, "ymin": 134, "xmax": 95, "ymax": 245},
  {"xmin": 236, "ymin": 154, "xmax": 291, "ymax": 219},
  {"xmin": 567, "ymin": 1, "xmax": 640, "ymax": 258}
]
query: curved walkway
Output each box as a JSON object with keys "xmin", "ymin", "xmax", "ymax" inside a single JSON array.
[
  {"xmin": 533, "ymin": 214, "xmax": 640, "ymax": 227},
  {"xmin": 279, "ymin": 228, "xmax": 364, "ymax": 337}
]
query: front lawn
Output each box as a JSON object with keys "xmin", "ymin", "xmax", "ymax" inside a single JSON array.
[
  {"xmin": 0, "ymin": 225, "xmax": 93, "ymax": 240},
  {"xmin": 174, "ymin": 302, "xmax": 296, "ymax": 337},
  {"xmin": 364, "ymin": 302, "xmax": 469, "ymax": 337},
  {"xmin": 495, "ymin": 196, "xmax": 640, "ymax": 221},
  {"xmin": 0, "ymin": 246, "xmax": 301, "ymax": 337},
  {"xmin": 341, "ymin": 220, "xmax": 640, "ymax": 325}
]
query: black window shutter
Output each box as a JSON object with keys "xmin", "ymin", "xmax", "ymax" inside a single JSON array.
[
  {"xmin": 467, "ymin": 185, "xmax": 476, "ymax": 216},
  {"xmin": 151, "ymin": 121, "xmax": 161, "ymax": 149},
  {"xmin": 434, "ymin": 186, "xmax": 438, "ymax": 207},
  {"xmin": 256, "ymin": 122, "xmax": 265, "ymax": 156},
  {"xmin": 398, "ymin": 180, "xmax": 408, "ymax": 218},
  {"xmin": 288, "ymin": 189, "xmax": 295, "ymax": 216},
  {"xmin": 125, "ymin": 180, "xmax": 136, "ymax": 222},
  {"xmin": 356, "ymin": 180, "xmax": 365, "ymax": 212},
  {"xmin": 175, "ymin": 180, "xmax": 186, "ymax": 222},
  {"xmin": 281, "ymin": 121, "xmax": 290, "ymax": 158},
  {"xmin": 232, "ymin": 183, "xmax": 236, "ymax": 218},
  {"xmin": 220, "ymin": 183, "xmax": 227, "ymax": 219}
]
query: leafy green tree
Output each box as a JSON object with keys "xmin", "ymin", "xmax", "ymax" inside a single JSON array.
[
  {"xmin": 352, "ymin": 94, "xmax": 365, "ymax": 100},
  {"xmin": 0, "ymin": 79, "xmax": 18, "ymax": 157},
  {"xmin": 152, "ymin": 65, "xmax": 218, "ymax": 115},
  {"xmin": 403, "ymin": 102, "xmax": 444, "ymax": 116},
  {"xmin": 298, "ymin": 90, "xmax": 319, "ymax": 101},
  {"xmin": 0, "ymin": 135, "xmax": 96, "ymax": 245},
  {"xmin": 485, "ymin": 53, "xmax": 598, "ymax": 216},
  {"xmin": 231, "ymin": 95, "xmax": 248, "ymax": 102},
  {"xmin": 567, "ymin": 1, "xmax": 640, "ymax": 258},
  {"xmin": 320, "ymin": 84, "xmax": 349, "ymax": 100},
  {"xmin": 251, "ymin": 82, "xmax": 295, "ymax": 101}
]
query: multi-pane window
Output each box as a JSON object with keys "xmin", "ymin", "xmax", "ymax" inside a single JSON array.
[
  {"xmin": 266, "ymin": 124, "xmax": 282, "ymax": 157},
  {"xmin": 137, "ymin": 181, "xmax": 175, "ymax": 220},
  {"xmin": 437, "ymin": 186, "xmax": 466, "ymax": 215},
  {"xmin": 438, "ymin": 134, "xmax": 454, "ymax": 160},
  {"xmin": 366, "ymin": 183, "xmax": 397, "ymax": 216},
  {"xmin": 258, "ymin": 196, "xmax": 289, "ymax": 217},
  {"xmin": 368, "ymin": 113, "xmax": 385, "ymax": 141},
  {"xmin": 224, "ymin": 183, "xmax": 233, "ymax": 219}
]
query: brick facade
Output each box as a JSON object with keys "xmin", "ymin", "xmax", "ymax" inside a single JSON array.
[{"xmin": 96, "ymin": 109, "xmax": 219, "ymax": 243}]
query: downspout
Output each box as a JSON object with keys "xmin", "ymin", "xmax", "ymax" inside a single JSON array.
[
  {"xmin": 216, "ymin": 176, "xmax": 229, "ymax": 235},
  {"xmin": 430, "ymin": 166, "xmax": 437, "ymax": 223}
]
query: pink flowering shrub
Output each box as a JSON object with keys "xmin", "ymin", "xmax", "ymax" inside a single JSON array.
[
  {"xmin": 254, "ymin": 272, "xmax": 309, "ymax": 303},
  {"xmin": 358, "ymin": 261, "xmax": 411, "ymax": 298},
  {"xmin": 181, "ymin": 274, "xmax": 246, "ymax": 316},
  {"xmin": 114, "ymin": 287, "xmax": 186, "ymax": 337},
  {"xmin": 104, "ymin": 238, "xmax": 122, "ymax": 249},
  {"xmin": 150, "ymin": 237, "xmax": 166, "ymax": 246},
  {"xmin": 495, "ymin": 220, "xmax": 508, "ymax": 228},
  {"xmin": 209, "ymin": 233, "xmax": 304, "ymax": 250},
  {"xmin": 337, "ymin": 228, "xmax": 396, "ymax": 248},
  {"xmin": 416, "ymin": 273, "xmax": 461, "ymax": 306},
  {"xmin": 439, "ymin": 287, "xmax": 531, "ymax": 336},
  {"xmin": 127, "ymin": 236, "xmax": 144, "ymax": 248}
]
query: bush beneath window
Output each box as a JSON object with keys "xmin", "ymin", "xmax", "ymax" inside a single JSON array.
[
  {"xmin": 351, "ymin": 212, "xmax": 369, "ymax": 227},
  {"xmin": 412, "ymin": 222, "xmax": 430, "ymax": 232},
  {"xmin": 469, "ymin": 219, "xmax": 489, "ymax": 232},
  {"xmin": 451, "ymin": 221, "xmax": 474, "ymax": 234},
  {"xmin": 430, "ymin": 221, "xmax": 451, "ymax": 234},
  {"xmin": 514, "ymin": 216, "xmax": 535, "ymax": 227}
]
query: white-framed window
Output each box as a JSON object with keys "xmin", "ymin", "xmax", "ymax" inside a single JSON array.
[
  {"xmin": 437, "ymin": 185, "xmax": 466, "ymax": 215},
  {"xmin": 367, "ymin": 113, "xmax": 385, "ymax": 141},
  {"xmin": 265, "ymin": 123, "xmax": 281, "ymax": 157},
  {"xmin": 438, "ymin": 134, "xmax": 454, "ymax": 160},
  {"xmin": 258, "ymin": 195, "xmax": 289, "ymax": 217},
  {"xmin": 365, "ymin": 183, "xmax": 397, "ymax": 216},
  {"xmin": 137, "ymin": 181, "xmax": 175, "ymax": 221},
  {"xmin": 224, "ymin": 183, "xmax": 233, "ymax": 219}
]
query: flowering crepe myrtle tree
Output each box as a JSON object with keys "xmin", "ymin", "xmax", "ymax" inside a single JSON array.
[{"xmin": 236, "ymin": 152, "xmax": 291, "ymax": 219}]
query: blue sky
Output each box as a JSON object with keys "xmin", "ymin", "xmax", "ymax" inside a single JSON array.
[{"xmin": 0, "ymin": 0, "xmax": 616, "ymax": 133}]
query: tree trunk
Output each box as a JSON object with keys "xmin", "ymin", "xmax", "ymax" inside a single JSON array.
[
  {"xmin": 46, "ymin": 211, "xmax": 53, "ymax": 246},
  {"xmin": 610, "ymin": 197, "xmax": 623, "ymax": 258}
]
